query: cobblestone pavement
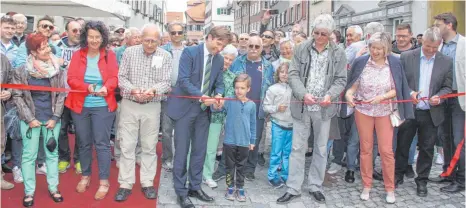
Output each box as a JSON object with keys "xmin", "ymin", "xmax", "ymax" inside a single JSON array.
[{"xmin": 157, "ymin": 155, "xmax": 465, "ymax": 208}]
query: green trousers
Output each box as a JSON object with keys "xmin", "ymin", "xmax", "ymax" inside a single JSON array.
[
  {"xmin": 202, "ymin": 123, "xmax": 222, "ymax": 180},
  {"xmin": 20, "ymin": 121, "xmax": 60, "ymax": 195}
]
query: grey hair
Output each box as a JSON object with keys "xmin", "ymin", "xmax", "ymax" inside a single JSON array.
[
  {"xmin": 124, "ymin": 27, "xmax": 140, "ymax": 39},
  {"xmin": 312, "ymin": 14, "xmax": 335, "ymax": 33},
  {"xmin": 141, "ymin": 23, "xmax": 161, "ymax": 39},
  {"xmin": 348, "ymin": 25, "xmax": 363, "ymax": 37},
  {"xmin": 12, "ymin": 13, "xmax": 27, "ymax": 23},
  {"xmin": 423, "ymin": 27, "xmax": 442, "ymax": 42},
  {"xmin": 249, "ymin": 35, "xmax": 263, "ymax": 45},
  {"xmin": 167, "ymin": 22, "xmax": 185, "ymax": 32},
  {"xmin": 279, "ymin": 39, "xmax": 294, "ymax": 49},
  {"xmin": 220, "ymin": 44, "xmax": 238, "ymax": 57},
  {"xmin": 364, "ymin": 22, "xmax": 384, "ymax": 37},
  {"xmin": 368, "ymin": 32, "xmax": 392, "ymax": 56}
]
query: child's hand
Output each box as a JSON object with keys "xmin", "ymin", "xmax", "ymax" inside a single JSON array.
[{"xmin": 249, "ymin": 144, "xmax": 255, "ymax": 150}]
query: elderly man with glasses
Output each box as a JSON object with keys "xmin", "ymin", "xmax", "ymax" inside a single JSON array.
[{"xmin": 276, "ymin": 14, "xmax": 347, "ymax": 205}]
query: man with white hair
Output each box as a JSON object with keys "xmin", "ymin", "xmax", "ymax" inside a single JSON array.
[
  {"xmin": 115, "ymin": 23, "xmax": 172, "ymax": 202},
  {"xmin": 11, "ymin": 13, "xmax": 27, "ymax": 46},
  {"xmin": 344, "ymin": 25, "xmax": 364, "ymax": 66},
  {"xmin": 114, "ymin": 27, "xmax": 141, "ymax": 65},
  {"xmin": 395, "ymin": 26, "xmax": 453, "ymax": 197},
  {"xmin": 277, "ymin": 14, "xmax": 347, "ymax": 204},
  {"xmin": 354, "ymin": 22, "xmax": 385, "ymax": 58}
]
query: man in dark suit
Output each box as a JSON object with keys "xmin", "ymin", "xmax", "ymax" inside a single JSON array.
[
  {"xmin": 395, "ymin": 27, "xmax": 453, "ymax": 197},
  {"xmin": 166, "ymin": 26, "xmax": 231, "ymax": 208}
]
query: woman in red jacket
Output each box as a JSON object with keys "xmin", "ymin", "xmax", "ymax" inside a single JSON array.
[{"xmin": 65, "ymin": 21, "xmax": 118, "ymax": 200}]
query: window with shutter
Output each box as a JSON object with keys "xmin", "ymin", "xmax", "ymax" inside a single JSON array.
[
  {"xmin": 284, "ymin": 11, "xmax": 287, "ymax": 25},
  {"xmin": 217, "ymin": 8, "xmax": 220, "ymax": 15},
  {"xmin": 290, "ymin": 7, "xmax": 293, "ymax": 23}
]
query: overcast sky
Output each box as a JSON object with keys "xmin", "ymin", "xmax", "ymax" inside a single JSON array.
[{"xmin": 166, "ymin": 0, "xmax": 187, "ymax": 12}]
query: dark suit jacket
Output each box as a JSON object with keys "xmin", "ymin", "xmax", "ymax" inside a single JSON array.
[
  {"xmin": 400, "ymin": 48, "xmax": 453, "ymax": 126},
  {"xmin": 341, "ymin": 54, "xmax": 415, "ymax": 121},
  {"xmin": 166, "ymin": 43, "xmax": 225, "ymax": 120}
]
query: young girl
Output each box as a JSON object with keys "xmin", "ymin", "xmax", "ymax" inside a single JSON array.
[
  {"xmin": 263, "ymin": 62, "xmax": 293, "ymax": 188},
  {"xmin": 214, "ymin": 73, "xmax": 256, "ymax": 202}
]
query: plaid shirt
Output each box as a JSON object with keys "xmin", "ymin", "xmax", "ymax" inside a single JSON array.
[{"xmin": 118, "ymin": 45, "xmax": 172, "ymax": 102}]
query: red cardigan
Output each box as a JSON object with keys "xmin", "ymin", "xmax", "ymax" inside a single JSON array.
[{"xmin": 65, "ymin": 47, "xmax": 118, "ymax": 114}]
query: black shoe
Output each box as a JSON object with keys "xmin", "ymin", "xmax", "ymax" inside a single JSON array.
[
  {"xmin": 373, "ymin": 170, "xmax": 383, "ymax": 181},
  {"xmin": 258, "ymin": 153, "xmax": 266, "ymax": 166},
  {"xmin": 23, "ymin": 195, "xmax": 34, "ymax": 207},
  {"xmin": 310, "ymin": 191, "xmax": 326, "ymax": 204},
  {"xmin": 114, "ymin": 188, "xmax": 132, "ymax": 202},
  {"xmin": 405, "ymin": 165, "xmax": 415, "ymax": 178},
  {"xmin": 212, "ymin": 171, "xmax": 225, "ymax": 182},
  {"xmin": 395, "ymin": 176, "xmax": 404, "ymax": 188},
  {"xmin": 188, "ymin": 189, "xmax": 214, "ymax": 202},
  {"xmin": 429, "ymin": 175, "xmax": 453, "ymax": 184},
  {"xmin": 141, "ymin": 186, "xmax": 157, "ymax": 199},
  {"xmin": 244, "ymin": 172, "xmax": 255, "ymax": 181},
  {"xmin": 276, "ymin": 192, "xmax": 301, "ymax": 204},
  {"xmin": 178, "ymin": 196, "xmax": 195, "ymax": 208},
  {"xmin": 215, "ymin": 155, "xmax": 222, "ymax": 161},
  {"xmin": 49, "ymin": 190, "xmax": 63, "ymax": 203},
  {"xmin": 345, "ymin": 170, "xmax": 355, "ymax": 183},
  {"xmin": 2, "ymin": 164, "xmax": 12, "ymax": 173},
  {"xmin": 440, "ymin": 182, "xmax": 465, "ymax": 193},
  {"xmin": 416, "ymin": 182, "xmax": 428, "ymax": 197},
  {"xmin": 305, "ymin": 152, "xmax": 313, "ymax": 157}
]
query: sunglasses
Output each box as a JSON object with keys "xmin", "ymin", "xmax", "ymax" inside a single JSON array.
[
  {"xmin": 71, "ymin": 28, "xmax": 81, "ymax": 34},
  {"xmin": 248, "ymin": 44, "xmax": 261, "ymax": 50},
  {"xmin": 40, "ymin": 24, "xmax": 54, "ymax": 30},
  {"xmin": 261, "ymin": 34, "xmax": 274, "ymax": 39},
  {"xmin": 313, "ymin": 31, "xmax": 328, "ymax": 37},
  {"xmin": 239, "ymin": 38, "xmax": 249, "ymax": 41},
  {"xmin": 170, "ymin": 31, "xmax": 183, "ymax": 36},
  {"xmin": 115, "ymin": 30, "xmax": 124, "ymax": 34}
]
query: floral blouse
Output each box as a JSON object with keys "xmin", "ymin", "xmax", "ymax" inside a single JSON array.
[
  {"xmin": 211, "ymin": 69, "xmax": 236, "ymax": 124},
  {"xmin": 354, "ymin": 58, "xmax": 395, "ymax": 117}
]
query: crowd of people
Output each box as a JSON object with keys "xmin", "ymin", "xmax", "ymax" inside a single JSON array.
[{"xmin": 0, "ymin": 9, "xmax": 464, "ymax": 208}]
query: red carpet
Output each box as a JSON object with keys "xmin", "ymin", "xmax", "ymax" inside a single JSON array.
[{"xmin": 1, "ymin": 135, "xmax": 163, "ymax": 208}]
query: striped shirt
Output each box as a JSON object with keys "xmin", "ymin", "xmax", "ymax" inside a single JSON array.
[{"xmin": 118, "ymin": 45, "xmax": 173, "ymax": 102}]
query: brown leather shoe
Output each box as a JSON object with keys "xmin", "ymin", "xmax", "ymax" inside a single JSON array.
[
  {"xmin": 95, "ymin": 183, "xmax": 110, "ymax": 200},
  {"xmin": 76, "ymin": 177, "xmax": 90, "ymax": 193}
]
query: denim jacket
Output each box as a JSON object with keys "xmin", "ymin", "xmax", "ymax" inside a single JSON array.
[{"xmin": 229, "ymin": 54, "xmax": 274, "ymax": 119}]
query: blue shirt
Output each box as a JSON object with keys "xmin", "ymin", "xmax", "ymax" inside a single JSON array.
[
  {"xmin": 28, "ymin": 77, "xmax": 54, "ymax": 121},
  {"xmin": 0, "ymin": 40, "xmax": 18, "ymax": 65},
  {"xmin": 113, "ymin": 45, "xmax": 127, "ymax": 66},
  {"xmin": 221, "ymin": 98, "xmax": 257, "ymax": 147},
  {"xmin": 245, "ymin": 60, "xmax": 262, "ymax": 116},
  {"xmin": 84, "ymin": 54, "xmax": 108, "ymax": 107},
  {"xmin": 417, "ymin": 49, "xmax": 435, "ymax": 110},
  {"xmin": 441, "ymin": 34, "xmax": 459, "ymax": 90}
]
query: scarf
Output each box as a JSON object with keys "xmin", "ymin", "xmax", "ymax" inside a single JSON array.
[{"xmin": 25, "ymin": 54, "xmax": 60, "ymax": 79}]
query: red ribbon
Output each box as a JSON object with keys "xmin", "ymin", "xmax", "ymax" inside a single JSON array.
[{"xmin": 441, "ymin": 138, "xmax": 465, "ymax": 177}]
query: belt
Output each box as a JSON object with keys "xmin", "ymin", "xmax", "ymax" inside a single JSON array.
[
  {"xmin": 415, "ymin": 109, "xmax": 430, "ymax": 112},
  {"xmin": 128, "ymin": 99, "xmax": 153, "ymax": 105}
]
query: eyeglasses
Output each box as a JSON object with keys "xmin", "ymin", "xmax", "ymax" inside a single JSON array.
[
  {"xmin": 115, "ymin": 30, "xmax": 124, "ymax": 34},
  {"xmin": 143, "ymin": 39, "xmax": 158, "ymax": 45},
  {"xmin": 239, "ymin": 38, "xmax": 249, "ymax": 41},
  {"xmin": 261, "ymin": 34, "xmax": 274, "ymax": 39},
  {"xmin": 313, "ymin": 31, "xmax": 328, "ymax": 37},
  {"xmin": 71, "ymin": 28, "xmax": 81, "ymax": 34},
  {"xmin": 170, "ymin": 31, "xmax": 183, "ymax": 36},
  {"xmin": 40, "ymin": 24, "xmax": 54, "ymax": 31},
  {"xmin": 248, "ymin": 44, "xmax": 261, "ymax": 50}
]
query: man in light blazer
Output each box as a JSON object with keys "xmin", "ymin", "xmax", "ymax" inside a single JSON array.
[
  {"xmin": 395, "ymin": 27, "xmax": 453, "ymax": 197},
  {"xmin": 166, "ymin": 26, "xmax": 231, "ymax": 208}
]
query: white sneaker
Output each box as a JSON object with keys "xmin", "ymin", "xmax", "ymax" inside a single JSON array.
[
  {"xmin": 203, "ymin": 179, "xmax": 218, "ymax": 188},
  {"xmin": 360, "ymin": 188, "xmax": 370, "ymax": 201},
  {"xmin": 386, "ymin": 192, "xmax": 396, "ymax": 204},
  {"xmin": 327, "ymin": 163, "xmax": 342, "ymax": 174},
  {"xmin": 435, "ymin": 153, "xmax": 444, "ymax": 165},
  {"xmin": 36, "ymin": 164, "xmax": 47, "ymax": 175},
  {"xmin": 12, "ymin": 166, "xmax": 23, "ymax": 183}
]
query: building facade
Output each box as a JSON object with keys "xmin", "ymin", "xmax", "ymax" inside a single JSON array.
[
  {"xmin": 185, "ymin": 0, "xmax": 205, "ymax": 42},
  {"xmin": 204, "ymin": 0, "xmax": 234, "ymax": 34},
  {"xmin": 308, "ymin": 0, "xmax": 332, "ymax": 34}
]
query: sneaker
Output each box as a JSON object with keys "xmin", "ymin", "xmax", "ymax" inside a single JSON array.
[
  {"xmin": 212, "ymin": 171, "xmax": 225, "ymax": 182},
  {"xmin": 268, "ymin": 179, "xmax": 284, "ymax": 189},
  {"xmin": 386, "ymin": 191, "xmax": 396, "ymax": 204},
  {"xmin": 75, "ymin": 162, "xmax": 82, "ymax": 174},
  {"xmin": 258, "ymin": 153, "xmax": 266, "ymax": 166},
  {"xmin": 58, "ymin": 161, "xmax": 70, "ymax": 173},
  {"xmin": 244, "ymin": 172, "xmax": 255, "ymax": 181},
  {"xmin": 162, "ymin": 161, "xmax": 173, "ymax": 171},
  {"xmin": 435, "ymin": 153, "xmax": 444, "ymax": 165},
  {"xmin": 36, "ymin": 164, "xmax": 47, "ymax": 175},
  {"xmin": 203, "ymin": 179, "xmax": 218, "ymax": 188},
  {"xmin": 12, "ymin": 166, "xmax": 23, "ymax": 183},
  {"xmin": 236, "ymin": 188, "xmax": 247, "ymax": 202},
  {"xmin": 327, "ymin": 163, "xmax": 342, "ymax": 174},
  {"xmin": 225, "ymin": 187, "xmax": 235, "ymax": 201},
  {"xmin": 1, "ymin": 179, "xmax": 14, "ymax": 190}
]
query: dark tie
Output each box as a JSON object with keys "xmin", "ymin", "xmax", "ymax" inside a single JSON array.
[{"xmin": 201, "ymin": 54, "xmax": 213, "ymax": 110}]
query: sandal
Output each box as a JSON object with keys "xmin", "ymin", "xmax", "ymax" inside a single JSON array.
[
  {"xmin": 23, "ymin": 195, "xmax": 34, "ymax": 207},
  {"xmin": 94, "ymin": 183, "xmax": 110, "ymax": 200},
  {"xmin": 76, "ymin": 177, "xmax": 91, "ymax": 193},
  {"xmin": 49, "ymin": 190, "xmax": 64, "ymax": 203}
]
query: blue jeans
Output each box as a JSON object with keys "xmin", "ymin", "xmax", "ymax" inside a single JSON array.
[{"xmin": 267, "ymin": 122, "xmax": 292, "ymax": 182}]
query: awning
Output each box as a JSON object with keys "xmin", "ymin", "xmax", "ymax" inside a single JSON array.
[{"xmin": 1, "ymin": 0, "xmax": 132, "ymax": 20}]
